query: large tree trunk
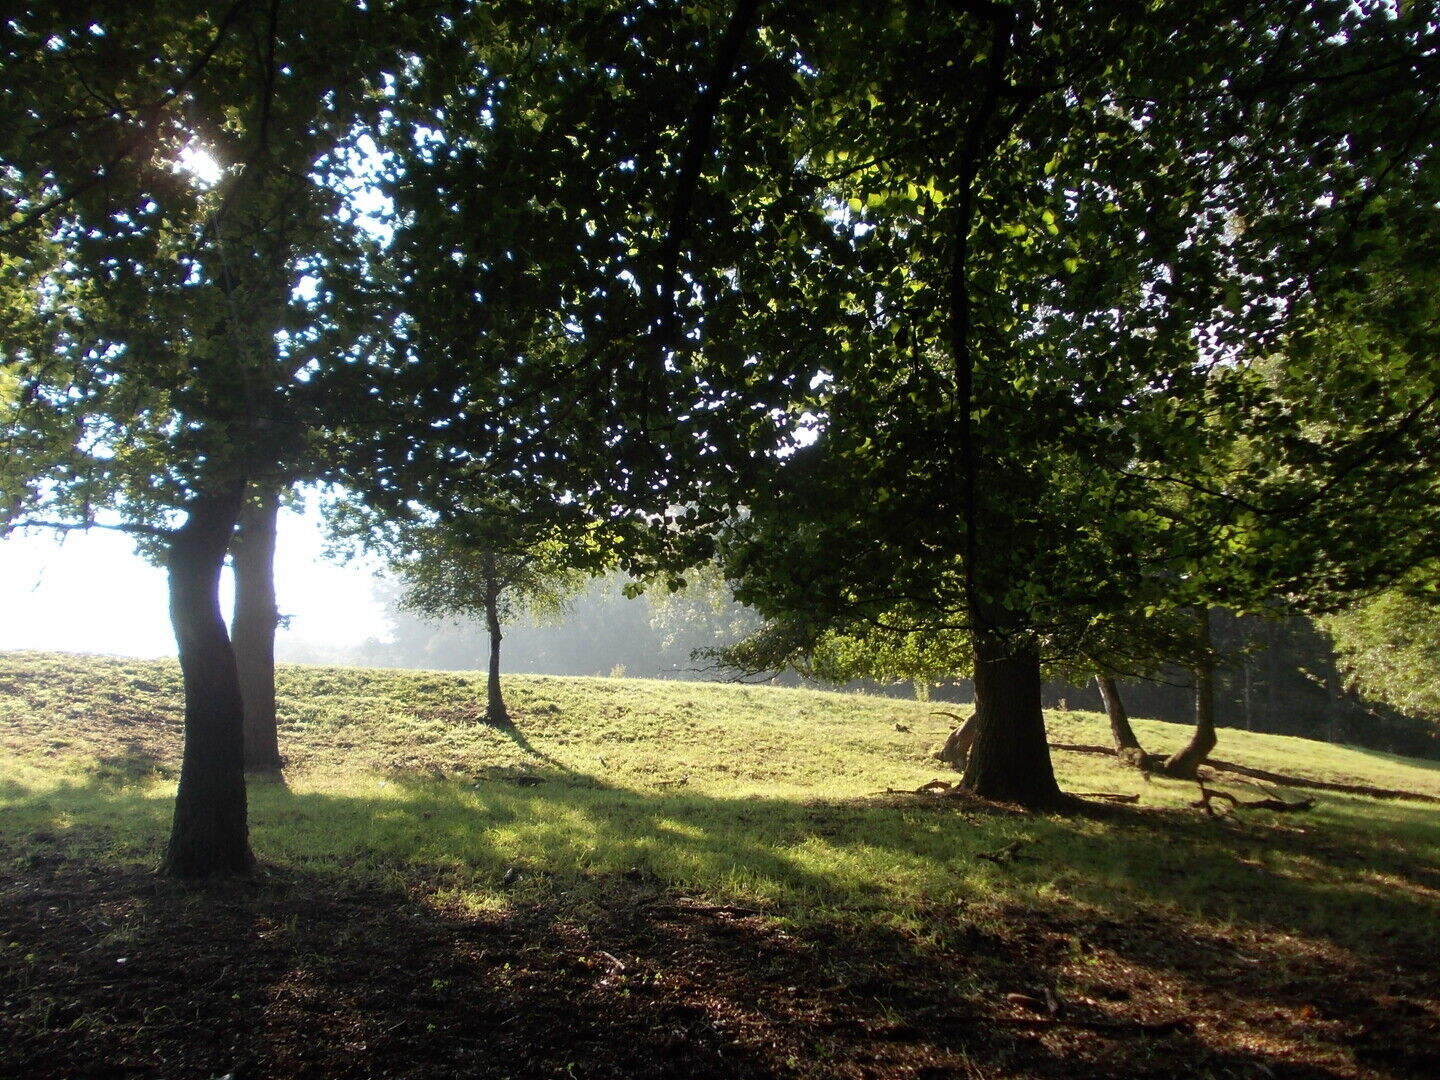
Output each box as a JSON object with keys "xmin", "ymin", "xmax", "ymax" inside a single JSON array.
[
  {"xmin": 482, "ymin": 552, "xmax": 510, "ymax": 726},
  {"xmin": 1096, "ymin": 674, "xmax": 1146, "ymax": 766},
  {"xmin": 959, "ymin": 634, "xmax": 1064, "ymax": 807},
  {"xmin": 231, "ymin": 485, "xmax": 283, "ymax": 775},
  {"xmin": 164, "ymin": 482, "xmax": 255, "ymax": 878},
  {"xmin": 1164, "ymin": 610, "xmax": 1218, "ymax": 780}
]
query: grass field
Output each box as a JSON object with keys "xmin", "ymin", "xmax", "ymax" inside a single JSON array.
[{"xmin": 2, "ymin": 650, "xmax": 1438, "ymax": 1079}]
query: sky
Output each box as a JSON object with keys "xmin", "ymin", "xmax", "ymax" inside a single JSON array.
[{"xmin": 0, "ymin": 502, "xmax": 390, "ymax": 659}]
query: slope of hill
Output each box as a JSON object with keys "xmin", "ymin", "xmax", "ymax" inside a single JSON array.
[{"xmin": 2, "ymin": 650, "xmax": 1438, "ymax": 1079}]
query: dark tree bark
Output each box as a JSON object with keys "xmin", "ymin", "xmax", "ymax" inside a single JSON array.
[
  {"xmin": 1241, "ymin": 654, "xmax": 1254, "ymax": 731},
  {"xmin": 1096, "ymin": 674, "xmax": 1146, "ymax": 766},
  {"xmin": 481, "ymin": 552, "xmax": 510, "ymax": 726},
  {"xmin": 959, "ymin": 633, "xmax": 1065, "ymax": 807},
  {"xmin": 164, "ymin": 481, "xmax": 256, "ymax": 878},
  {"xmin": 1164, "ymin": 610, "xmax": 1218, "ymax": 779},
  {"xmin": 231, "ymin": 485, "xmax": 283, "ymax": 775},
  {"xmin": 944, "ymin": 10, "xmax": 1059, "ymax": 809}
]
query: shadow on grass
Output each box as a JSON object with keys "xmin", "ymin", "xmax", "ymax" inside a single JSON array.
[
  {"xmin": 94, "ymin": 737, "xmax": 172, "ymax": 781},
  {"xmin": 494, "ymin": 716, "xmax": 575, "ymax": 774},
  {"xmin": 4, "ymin": 771, "xmax": 1439, "ymax": 1078}
]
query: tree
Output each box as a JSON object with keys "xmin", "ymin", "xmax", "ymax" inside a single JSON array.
[
  {"xmin": 1323, "ymin": 572, "xmax": 1440, "ymax": 726},
  {"xmin": 1093, "ymin": 676, "xmax": 1142, "ymax": 763},
  {"xmin": 0, "ymin": 1, "xmax": 422, "ymax": 874},
  {"xmin": 391, "ymin": 526, "xmax": 587, "ymax": 725},
  {"xmin": 231, "ymin": 485, "xmax": 284, "ymax": 774},
  {"xmin": 681, "ymin": 0, "xmax": 1440, "ymax": 806}
]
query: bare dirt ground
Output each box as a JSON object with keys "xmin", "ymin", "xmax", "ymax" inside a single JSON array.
[{"xmin": 3, "ymin": 845, "xmax": 1438, "ymax": 1080}]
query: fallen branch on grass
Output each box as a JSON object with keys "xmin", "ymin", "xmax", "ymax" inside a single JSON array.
[
  {"xmin": 1192, "ymin": 784, "xmax": 1315, "ymax": 816},
  {"xmin": 1049, "ymin": 743, "xmax": 1120, "ymax": 757},
  {"xmin": 977, "ymin": 1015, "xmax": 1193, "ymax": 1036},
  {"xmin": 875, "ymin": 779, "xmax": 960, "ymax": 795},
  {"xmin": 976, "ymin": 839, "xmax": 1029, "ymax": 864},
  {"xmin": 1071, "ymin": 792, "xmax": 1141, "ymax": 804},
  {"xmin": 654, "ymin": 899, "xmax": 760, "ymax": 919},
  {"xmin": 1050, "ymin": 743, "xmax": 1440, "ymax": 805},
  {"xmin": 1205, "ymin": 758, "xmax": 1440, "ymax": 804}
]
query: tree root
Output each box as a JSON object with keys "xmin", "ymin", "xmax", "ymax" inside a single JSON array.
[
  {"xmin": 1204, "ymin": 758, "xmax": 1440, "ymax": 804},
  {"xmin": 1191, "ymin": 784, "xmax": 1314, "ymax": 816},
  {"xmin": 1050, "ymin": 742, "xmax": 1440, "ymax": 804}
]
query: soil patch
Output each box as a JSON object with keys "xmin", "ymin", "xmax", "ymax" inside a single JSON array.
[{"xmin": 3, "ymin": 855, "xmax": 1437, "ymax": 1079}]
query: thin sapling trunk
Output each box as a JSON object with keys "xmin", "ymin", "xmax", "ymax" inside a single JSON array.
[
  {"xmin": 1096, "ymin": 674, "xmax": 1147, "ymax": 767},
  {"xmin": 482, "ymin": 552, "xmax": 510, "ymax": 726}
]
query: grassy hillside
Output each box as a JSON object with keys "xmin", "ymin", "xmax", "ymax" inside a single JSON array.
[{"xmin": 2, "ymin": 650, "xmax": 1439, "ymax": 1079}]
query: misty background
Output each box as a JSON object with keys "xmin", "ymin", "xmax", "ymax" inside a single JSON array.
[{"xmin": 3, "ymin": 511, "xmax": 1437, "ymax": 760}]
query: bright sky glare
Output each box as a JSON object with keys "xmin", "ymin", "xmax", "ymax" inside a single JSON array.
[
  {"xmin": 0, "ymin": 506, "xmax": 389, "ymax": 658},
  {"xmin": 176, "ymin": 143, "xmax": 223, "ymax": 187}
]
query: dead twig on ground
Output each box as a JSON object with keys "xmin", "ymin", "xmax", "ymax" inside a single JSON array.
[
  {"xmin": 976, "ymin": 839, "xmax": 1029, "ymax": 864},
  {"xmin": 976, "ymin": 1015, "xmax": 1193, "ymax": 1036},
  {"xmin": 653, "ymin": 898, "xmax": 760, "ymax": 919}
]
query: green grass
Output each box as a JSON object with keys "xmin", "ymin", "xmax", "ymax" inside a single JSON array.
[
  {"xmin": 3, "ymin": 648, "xmax": 1437, "ymax": 959},
  {"xmin": 7, "ymin": 649, "xmax": 1440, "ymax": 1077}
]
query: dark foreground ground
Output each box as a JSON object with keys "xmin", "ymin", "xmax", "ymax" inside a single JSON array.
[{"xmin": 4, "ymin": 844, "xmax": 1438, "ymax": 1080}]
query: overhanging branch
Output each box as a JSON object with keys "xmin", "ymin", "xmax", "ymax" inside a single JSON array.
[{"xmin": 4, "ymin": 517, "xmax": 174, "ymax": 541}]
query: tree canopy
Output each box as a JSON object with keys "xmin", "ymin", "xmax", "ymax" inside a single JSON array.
[{"xmin": 1325, "ymin": 570, "xmax": 1440, "ymax": 725}]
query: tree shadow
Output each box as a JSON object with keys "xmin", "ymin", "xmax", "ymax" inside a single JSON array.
[
  {"xmin": 3, "ymin": 771, "xmax": 1437, "ymax": 1078},
  {"xmin": 492, "ymin": 713, "xmax": 577, "ymax": 774},
  {"xmin": 93, "ymin": 738, "xmax": 169, "ymax": 781}
]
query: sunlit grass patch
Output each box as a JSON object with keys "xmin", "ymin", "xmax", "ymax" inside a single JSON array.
[
  {"xmin": 3, "ymin": 648, "xmax": 1439, "ymax": 968},
  {"xmin": 6, "ymin": 649, "xmax": 1440, "ymax": 1080}
]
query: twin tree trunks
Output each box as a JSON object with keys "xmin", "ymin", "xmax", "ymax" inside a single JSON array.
[{"xmin": 164, "ymin": 481, "xmax": 256, "ymax": 878}]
